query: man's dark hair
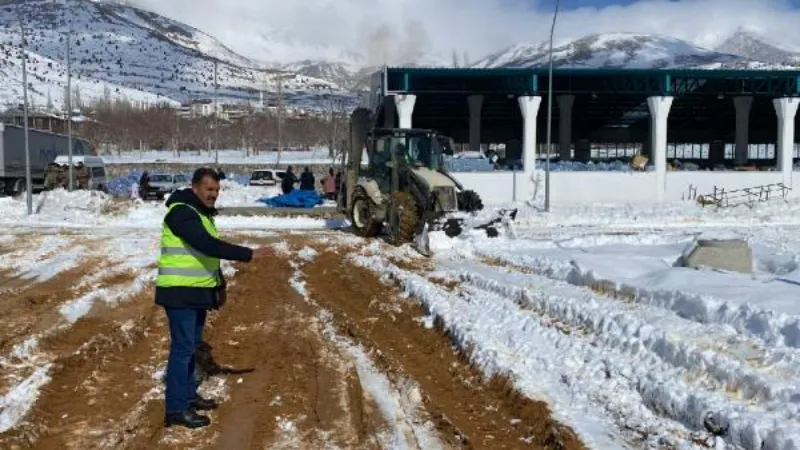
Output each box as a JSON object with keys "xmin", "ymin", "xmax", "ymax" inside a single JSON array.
[{"xmin": 192, "ymin": 167, "xmax": 221, "ymax": 185}]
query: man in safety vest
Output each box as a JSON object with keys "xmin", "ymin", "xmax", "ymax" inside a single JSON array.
[{"xmin": 155, "ymin": 167, "xmax": 272, "ymax": 429}]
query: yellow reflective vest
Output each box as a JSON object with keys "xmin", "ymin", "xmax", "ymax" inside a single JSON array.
[{"xmin": 156, "ymin": 202, "xmax": 221, "ymax": 288}]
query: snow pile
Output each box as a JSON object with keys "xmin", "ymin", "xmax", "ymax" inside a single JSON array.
[
  {"xmin": 0, "ymin": 187, "xmax": 342, "ymax": 230},
  {"xmin": 509, "ymin": 197, "xmax": 800, "ymax": 229},
  {"xmin": 0, "ymin": 189, "xmax": 114, "ymax": 224},
  {"xmin": 452, "ymin": 231, "xmax": 800, "ymax": 349},
  {"xmin": 103, "ymin": 149, "xmax": 335, "ymax": 165}
]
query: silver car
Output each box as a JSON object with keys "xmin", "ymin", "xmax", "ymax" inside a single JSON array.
[{"xmin": 146, "ymin": 173, "xmax": 190, "ymax": 200}]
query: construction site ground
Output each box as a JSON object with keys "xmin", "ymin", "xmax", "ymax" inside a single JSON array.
[{"xmin": 0, "ymin": 229, "xmax": 583, "ymax": 450}]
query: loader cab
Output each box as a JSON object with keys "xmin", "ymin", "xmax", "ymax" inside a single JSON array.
[
  {"xmin": 365, "ymin": 128, "xmax": 446, "ymax": 193},
  {"xmin": 365, "ymin": 128, "xmax": 445, "ymax": 172}
]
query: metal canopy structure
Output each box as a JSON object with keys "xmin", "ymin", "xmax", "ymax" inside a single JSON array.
[{"xmin": 371, "ymin": 66, "xmax": 800, "ymax": 147}]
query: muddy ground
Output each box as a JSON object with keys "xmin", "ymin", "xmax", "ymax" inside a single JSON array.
[{"xmin": 0, "ymin": 231, "xmax": 584, "ymax": 450}]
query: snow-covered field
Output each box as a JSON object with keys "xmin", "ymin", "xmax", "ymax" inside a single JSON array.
[{"xmin": 3, "ymin": 181, "xmax": 800, "ymax": 449}]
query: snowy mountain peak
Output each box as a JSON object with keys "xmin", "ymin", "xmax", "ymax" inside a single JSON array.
[
  {"xmin": 0, "ymin": 0, "xmax": 355, "ymax": 112},
  {"xmin": 472, "ymin": 32, "xmax": 764, "ymax": 70},
  {"xmin": 714, "ymin": 28, "xmax": 800, "ymax": 65}
]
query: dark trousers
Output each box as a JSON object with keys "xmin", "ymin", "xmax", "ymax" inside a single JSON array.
[{"xmin": 164, "ymin": 307, "xmax": 207, "ymax": 413}]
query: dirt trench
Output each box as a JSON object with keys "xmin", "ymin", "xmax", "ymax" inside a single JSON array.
[
  {"xmin": 0, "ymin": 232, "xmax": 585, "ymax": 450},
  {"xmin": 296, "ymin": 240, "xmax": 586, "ymax": 450}
]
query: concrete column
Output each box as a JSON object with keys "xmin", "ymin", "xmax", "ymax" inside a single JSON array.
[
  {"xmin": 394, "ymin": 94, "xmax": 416, "ymax": 129},
  {"xmin": 647, "ymin": 96, "xmax": 673, "ymax": 203},
  {"xmin": 518, "ymin": 96, "xmax": 542, "ymax": 202},
  {"xmin": 773, "ymin": 97, "xmax": 799, "ymax": 187},
  {"xmin": 468, "ymin": 95, "xmax": 483, "ymax": 152},
  {"xmin": 733, "ymin": 96, "xmax": 753, "ymax": 165},
  {"xmin": 557, "ymin": 95, "xmax": 575, "ymax": 160},
  {"xmin": 383, "ymin": 95, "xmax": 396, "ymax": 128},
  {"xmin": 518, "ymin": 96, "xmax": 542, "ymax": 172}
]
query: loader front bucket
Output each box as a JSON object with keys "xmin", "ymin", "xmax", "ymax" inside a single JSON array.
[{"xmin": 411, "ymin": 222, "xmax": 432, "ymax": 257}]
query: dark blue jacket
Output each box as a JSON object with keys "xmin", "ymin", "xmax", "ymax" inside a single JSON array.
[{"xmin": 154, "ymin": 188, "xmax": 253, "ymax": 309}]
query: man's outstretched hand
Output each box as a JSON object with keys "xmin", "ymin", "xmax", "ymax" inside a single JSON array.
[{"xmin": 252, "ymin": 247, "xmax": 275, "ymax": 259}]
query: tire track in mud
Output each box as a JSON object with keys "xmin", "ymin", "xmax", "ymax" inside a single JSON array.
[
  {"xmin": 0, "ymin": 288, "xmax": 168, "ymax": 450},
  {"xmin": 297, "ymin": 240, "xmax": 586, "ymax": 450},
  {"xmin": 0, "ymin": 231, "xmax": 163, "ymax": 449},
  {"xmin": 127, "ymin": 248, "xmax": 391, "ymax": 450},
  {"xmin": 0, "ymin": 261, "xmax": 125, "ymax": 355}
]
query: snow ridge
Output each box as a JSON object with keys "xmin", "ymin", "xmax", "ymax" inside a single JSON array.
[
  {"xmin": 351, "ymin": 245, "xmax": 800, "ymax": 449},
  {"xmin": 478, "ymin": 249, "xmax": 800, "ymax": 350}
]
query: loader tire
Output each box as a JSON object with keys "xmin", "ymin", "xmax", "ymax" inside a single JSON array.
[
  {"xmin": 457, "ymin": 189, "xmax": 484, "ymax": 212},
  {"xmin": 387, "ymin": 191, "xmax": 421, "ymax": 246},
  {"xmin": 350, "ymin": 188, "xmax": 382, "ymax": 237}
]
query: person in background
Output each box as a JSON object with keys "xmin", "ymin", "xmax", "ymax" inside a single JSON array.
[
  {"xmin": 138, "ymin": 170, "xmax": 150, "ymax": 200},
  {"xmin": 216, "ymin": 168, "xmax": 226, "ymax": 180},
  {"xmin": 321, "ymin": 167, "xmax": 336, "ymax": 200},
  {"xmin": 299, "ymin": 166, "xmax": 315, "ymax": 191},
  {"xmin": 335, "ymin": 170, "xmax": 344, "ymax": 205},
  {"xmin": 131, "ymin": 181, "xmax": 140, "ymax": 200},
  {"xmin": 76, "ymin": 162, "xmax": 90, "ymax": 189},
  {"xmin": 280, "ymin": 166, "xmax": 297, "ymax": 194},
  {"xmin": 155, "ymin": 167, "xmax": 273, "ymax": 429}
]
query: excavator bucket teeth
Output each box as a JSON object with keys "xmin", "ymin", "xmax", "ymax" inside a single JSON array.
[{"xmin": 411, "ymin": 222, "xmax": 432, "ymax": 257}]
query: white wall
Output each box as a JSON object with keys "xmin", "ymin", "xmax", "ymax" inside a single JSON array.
[
  {"xmin": 455, "ymin": 172, "xmax": 519, "ymax": 204},
  {"xmin": 452, "ymin": 171, "xmax": 798, "ymax": 205},
  {"xmin": 666, "ymin": 172, "xmax": 787, "ymax": 201}
]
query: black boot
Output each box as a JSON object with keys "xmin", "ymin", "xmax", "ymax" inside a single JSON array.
[
  {"xmin": 164, "ymin": 409, "xmax": 211, "ymax": 428},
  {"xmin": 190, "ymin": 394, "xmax": 219, "ymax": 411}
]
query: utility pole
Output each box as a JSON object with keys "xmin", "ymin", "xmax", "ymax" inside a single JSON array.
[
  {"xmin": 544, "ymin": 0, "xmax": 561, "ymax": 212},
  {"xmin": 213, "ymin": 60, "xmax": 219, "ymax": 165},
  {"xmin": 276, "ymin": 74, "xmax": 284, "ymax": 168},
  {"xmin": 18, "ymin": 3, "xmax": 32, "ymax": 214},
  {"xmin": 65, "ymin": 0, "xmax": 74, "ymax": 191}
]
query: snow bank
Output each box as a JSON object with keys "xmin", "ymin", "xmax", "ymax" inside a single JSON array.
[
  {"xmin": 456, "ymin": 234, "xmax": 800, "ymax": 349},
  {"xmin": 102, "ymin": 149, "xmax": 334, "ymax": 165},
  {"xmin": 0, "ymin": 186, "xmax": 342, "ymax": 230},
  {"xmin": 510, "ymin": 197, "xmax": 800, "ymax": 229}
]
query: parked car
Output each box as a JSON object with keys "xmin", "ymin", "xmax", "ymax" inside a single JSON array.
[
  {"xmin": 146, "ymin": 173, "xmax": 190, "ymax": 200},
  {"xmin": 249, "ymin": 169, "xmax": 285, "ymax": 187}
]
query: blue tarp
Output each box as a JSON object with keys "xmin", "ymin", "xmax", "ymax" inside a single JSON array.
[{"xmin": 257, "ymin": 189, "xmax": 323, "ymax": 208}]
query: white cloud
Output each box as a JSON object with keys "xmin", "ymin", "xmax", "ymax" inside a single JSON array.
[{"xmin": 129, "ymin": 0, "xmax": 800, "ymax": 65}]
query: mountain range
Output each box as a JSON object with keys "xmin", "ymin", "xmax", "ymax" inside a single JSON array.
[{"xmin": 1, "ymin": 0, "xmax": 800, "ymax": 114}]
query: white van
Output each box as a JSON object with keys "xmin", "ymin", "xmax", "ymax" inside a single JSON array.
[{"xmin": 53, "ymin": 155, "xmax": 108, "ymax": 192}]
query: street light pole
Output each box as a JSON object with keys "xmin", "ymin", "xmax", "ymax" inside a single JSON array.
[
  {"xmin": 65, "ymin": 0, "xmax": 73, "ymax": 191},
  {"xmin": 213, "ymin": 60, "xmax": 219, "ymax": 165},
  {"xmin": 544, "ymin": 0, "xmax": 561, "ymax": 212},
  {"xmin": 18, "ymin": 3, "xmax": 32, "ymax": 215}
]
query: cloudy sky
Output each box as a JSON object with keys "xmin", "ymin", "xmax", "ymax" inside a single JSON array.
[{"xmin": 129, "ymin": 0, "xmax": 800, "ymax": 65}]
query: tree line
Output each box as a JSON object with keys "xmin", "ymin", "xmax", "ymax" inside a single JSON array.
[{"xmin": 73, "ymin": 96, "xmax": 351, "ymax": 160}]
